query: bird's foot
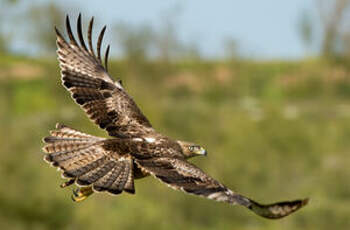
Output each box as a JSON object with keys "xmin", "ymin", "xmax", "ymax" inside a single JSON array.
[{"xmin": 71, "ymin": 186, "xmax": 94, "ymax": 202}]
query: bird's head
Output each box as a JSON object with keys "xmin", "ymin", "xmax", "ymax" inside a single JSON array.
[{"xmin": 177, "ymin": 140, "xmax": 207, "ymax": 158}]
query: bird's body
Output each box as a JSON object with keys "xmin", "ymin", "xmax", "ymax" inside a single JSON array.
[{"xmin": 42, "ymin": 14, "xmax": 308, "ymax": 219}]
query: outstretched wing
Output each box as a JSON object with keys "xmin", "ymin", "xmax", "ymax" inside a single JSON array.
[
  {"xmin": 136, "ymin": 157, "xmax": 308, "ymax": 219},
  {"xmin": 55, "ymin": 14, "xmax": 154, "ymax": 138}
]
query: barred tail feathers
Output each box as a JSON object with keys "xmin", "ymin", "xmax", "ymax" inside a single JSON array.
[
  {"xmin": 42, "ymin": 123, "xmax": 105, "ymax": 167},
  {"xmin": 42, "ymin": 123, "xmax": 135, "ymax": 195}
]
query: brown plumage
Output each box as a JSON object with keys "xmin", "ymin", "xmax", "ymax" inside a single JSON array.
[{"xmin": 42, "ymin": 14, "xmax": 309, "ymax": 219}]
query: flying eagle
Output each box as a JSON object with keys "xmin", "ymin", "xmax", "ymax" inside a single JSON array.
[{"xmin": 42, "ymin": 14, "xmax": 308, "ymax": 219}]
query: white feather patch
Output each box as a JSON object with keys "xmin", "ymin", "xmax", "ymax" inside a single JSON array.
[
  {"xmin": 114, "ymin": 80, "xmax": 123, "ymax": 89},
  {"xmin": 144, "ymin": 137, "xmax": 155, "ymax": 143},
  {"xmin": 208, "ymin": 192, "xmax": 221, "ymax": 200}
]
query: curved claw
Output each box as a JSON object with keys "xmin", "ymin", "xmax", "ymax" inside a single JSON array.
[
  {"xmin": 72, "ymin": 188, "xmax": 79, "ymax": 197},
  {"xmin": 71, "ymin": 187, "xmax": 94, "ymax": 202}
]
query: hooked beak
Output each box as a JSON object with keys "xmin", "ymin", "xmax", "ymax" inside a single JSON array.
[{"xmin": 198, "ymin": 147, "xmax": 208, "ymax": 156}]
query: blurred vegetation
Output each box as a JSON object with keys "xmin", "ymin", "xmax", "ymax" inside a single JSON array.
[
  {"xmin": 114, "ymin": 22, "xmax": 155, "ymax": 63},
  {"xmin": 1, "ymin": 0, "xmax": 350, "ymax": 229},
  {"xmin": 297, "ymin": 0, "xmax": 350, "ymax": 60},
  {"xmin": 113, "ymin": 5, "xmax": 201, "ymax": 63},
  {"xmin": 26, "ymin": 2, "xmax": 65, "ymax": 55}
]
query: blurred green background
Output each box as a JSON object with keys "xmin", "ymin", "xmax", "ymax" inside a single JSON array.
[{"xmin": 1, "ymin": 0, "xmax": 350, "ymax": 229}]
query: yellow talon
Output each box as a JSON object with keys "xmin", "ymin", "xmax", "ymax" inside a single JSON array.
[{"xmin": 71, "ymin": 186, "xmax": 94, "ymax": 202}]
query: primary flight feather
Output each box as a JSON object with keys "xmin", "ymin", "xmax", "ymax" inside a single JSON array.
[{"xmin": 42, "ymin": 14, "xmax": 308, "ymax": 219}]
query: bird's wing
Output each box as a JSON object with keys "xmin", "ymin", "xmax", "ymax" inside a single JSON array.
[
  {"xmin": 43, "ymin": 123, "xmax": 135, "ymax": 194},
  {"xmin": 136, "ymin": 157, "xmax": 308, "ymax": 219},
  {"xmin": 55, "ymin": 15, "xmax": 154, "ymax": 138}
]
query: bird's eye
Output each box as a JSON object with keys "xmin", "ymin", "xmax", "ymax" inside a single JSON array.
[{"xmin": 188, "ymin": 146, "xmax": 194, "ymax": 152}]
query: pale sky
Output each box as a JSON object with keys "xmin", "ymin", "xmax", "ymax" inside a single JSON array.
[{"xmin": 17, "ymin": 0, "xmax": 318, "ymax": 59}]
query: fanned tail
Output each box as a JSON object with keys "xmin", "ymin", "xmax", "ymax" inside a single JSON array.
[
  {"xmin": 42, "ymin": 123, "xmax": 135, "ymax": 195},
  {"xmin": 42, "ymin": 123, "xmax": 105, "ymax": 168}
]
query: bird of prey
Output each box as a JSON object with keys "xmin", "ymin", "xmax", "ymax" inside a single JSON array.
[{"xmin": 42, "ymin": 14, "xmax": 308, "ymax": 219}]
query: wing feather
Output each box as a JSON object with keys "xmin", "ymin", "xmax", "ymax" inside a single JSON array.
[
  {"xmin": 77, "ymin": 14, "xmax": 88, "ymax": 51},
  {"xmin": 136, "ymin": 157, "xmax": 308, "ymax": 219},
  {"xmin": 65, "ymin": 15, "xmax": 78, "ymax": 46},
  {"xmin": 55, "ymin": 15, "xmax": 154, "ymax": 138},
  {"xmin": 88, "ymin": 17, "xmax": 95, "ymax": 57},
  {"xmin": 77, "ymin": 160, "xmax": 116, "ymax": 185},
  {"xmin": 92, "ymin": 164, "xmax": 121, "ymax": 191},
  {"xmin": 104, "ymin": 45, "xmax": 110, "ymax": 72},
  {"xmin": 97, "ymin": 26, "xmax": 106, "ymax": 61}
]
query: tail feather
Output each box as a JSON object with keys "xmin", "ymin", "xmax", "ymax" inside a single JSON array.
[
  {"xmin": 49, "ymin": 123, "xmax": 101, "ymax": 139},
  {"xmin": 43, "ymin": 139, "xmax": 96, "ymax": 154},
  {"xmin": 43, "ymin": 123, "xmax": 104, "ymax": 155},
  {"xmin": 43, "ymin": 123, "xmax": 106, "ymax": 172},
  {"xmin": 43, "ymin": 123, "xmax": 135, "ymax": 195}
]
